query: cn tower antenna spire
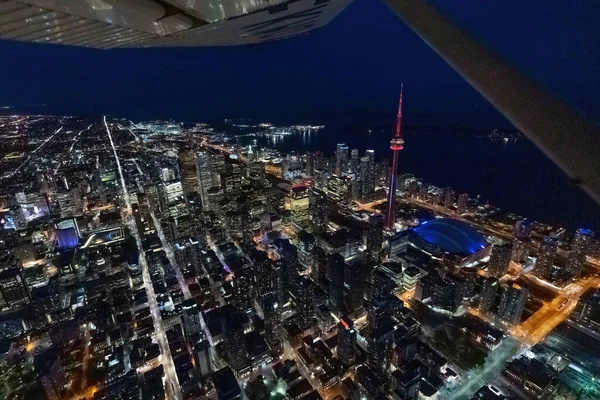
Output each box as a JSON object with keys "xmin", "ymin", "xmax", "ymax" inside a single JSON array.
[{"xmin": 385, "ymin": 85, "xmax": 405, "ymax": 230}]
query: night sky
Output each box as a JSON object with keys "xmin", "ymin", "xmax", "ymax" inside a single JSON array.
[{"xmin": 0, "ymin": 0, "xmax": 599, "ymax": 127}]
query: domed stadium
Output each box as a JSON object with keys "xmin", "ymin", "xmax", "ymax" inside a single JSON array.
[{"xmin": 412, "ymin": 218, "xmax": 488, "ymax": 257}]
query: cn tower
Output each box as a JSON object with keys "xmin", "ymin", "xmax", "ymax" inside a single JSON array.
[{"xmin": 385, "ymin": 85, "xmax": 404, "ymax": 230}]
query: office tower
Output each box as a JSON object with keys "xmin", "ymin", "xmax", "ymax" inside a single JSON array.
[
  {"xmin": 488, "ymin": 242, "xmax": 512, "ymax": 277},
  {"xmin": 270, "ymin": 261, "xmax": 286, "ymax": 307},
  {"xmin": 296, "ymin": 277, "xmax": 314, "ymax": 328},
  {"xmin": 248, "ymin": 249, "xmax": 272, "ymax": 300},
  {"xmin": 335, "ymin": 143, "xmax": 349, "ymax": 175},
  {"xmin": 233, "ymin": 266, "xmax": 255, "ymax": 313},
  {"xmin": 479, "ymin": 277, "xmax": 499, "ymax": 313},
  {"xmin": 345, "ymin": 262, "xmax": 367, "ymax": 314},
  {"xmin": 144, "ymin": 183, "xmax": 161, "ymax": 214},
  {"xmin": 536, "ymin": 236, "xmax": 558, "ymax": 279},
  {"xmin": 195, "ymin": 341, "xmax": 213, "ymax": 377},
  {"xmin": 312, "ymin": 246, "xmax": 328, "ymax": 287},
  {"xmin": 261, "ymin": 293, "xmax": 283, "ymax": 357},
  {"xmin": 569, "ymin": 228, "xmax": 595, "ymax": 278},
  {"xmin": 328, "ymin": 254, "xmax": 346, "ymax": 316},
  {"xmin": 179, "ymin": 147, "xmax": 198, "ymax": 196},
  {"xmin": 297, "ymin": 230, "xmax": 316, "ymax": 270},
  {"xmin": 443, "ymin": 188, "xmax": 455, "ymax": 210},
  {"xmin": 196, "ymin": 151, "xmax": 214, "ymax": 207},
  {"xmin": 327, "ymin": 175, "xmax": 352, "ymax": 205},
  {"xmin": 513, "ymin": 218, "xmax": 533, "ymax": 239},
  {"xmin": 222, "ymin": 315, "xmax": 249, "ymax": 375},
  {"xmin": 309, "ymin": 187, "xmax": 328, "ymax": 235},
  {"xmin": 174, "ymin": 237, "xmax": 200, "ymax": 272},
  {"xmin": 221, "ymin": 171, "xmax": 241, "ymax": 196},
  {"xmin": 385, "ymin": 86, "xmax": 404, "ymax": 230},
  {"xmin": 287, "ymin": 185, "xmax": 310, "ymax": 228},
  {"xmin": 186, "ymin": 191, "xmax": 207, "ymax": 245},
  {"xmin": 350, "ymin": 148, "xmax": 360, "ymax": 173},
  {"xmin": 0, "ymin": 252, "xmax": 31, "ymax": 311},
  {"xmin": 160, "ymin": 180, "xmax": 186, "ymax": 217},
  {"xmin": 498, "ymin": 283, "xmax": 528, "ymax": 325},
  {"xmin": 368, "ymin": 318, "xmax": 394, "ymax": 377},
  {"xmin": 337, "ymin": 316, "xmax": 357, "ymax": 367},
  {"xmin": 366, "ymin": 214, "xmax": 385, "ymax": 262},
  {"xmin": 512, "ymin": 237, "xmax": 530, "ymax": 263},
  {"xmin": 363, "ymin": 150, "xmax": 376, "ymax": 193},
  {"xmin": 182, "ymin": 298, "xmax": 202, "ymax": 336},
  {"xmin": 456, "ymin": 193, "xmax": 469, "ymax": 214}
]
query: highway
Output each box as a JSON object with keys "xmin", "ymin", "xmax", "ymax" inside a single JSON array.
[
  {"xmin": 513, "ymin": 276, "xmax": 600, "ymax": 345},
  {"xmin": 104, "ymin": 116, "xmax": 182, "ymax": 400}
]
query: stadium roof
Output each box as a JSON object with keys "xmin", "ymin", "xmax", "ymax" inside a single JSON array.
[{"xmin": 413, "ymin": 218, "xmax": 488, "ymax": 256}]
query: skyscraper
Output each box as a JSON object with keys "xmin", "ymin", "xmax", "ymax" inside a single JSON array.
[
  {"xmin": 178, "ymin": 147, "xmax": 198, "ymax": 197},
  {"xmin": 479, "ymin": 277, "xmax": 498, "ymax": 313},
  {"xmin": 456, "ymin": 193, "xmax": 469, "ymax": 214},
  {"xmin": 385, "ymin": 87, "xmax": 404, "ymax": 230},
  {"xmin": 536, "ymin": 236, "xmax": 558, "ymax": 279},
  {"xmin": 287, "ymin": 185, "xmax": 310, "ymax": 228},
  {"xmin": 233, "ymin": 266, "xmax": 255, "ymax": 313},
  {"xmin": 297, "ymin": 230, "xmax": 316, "ymax": 271},
  {"xmin": 513, "ymin": 218, "xmax": 533, "ymax": 239},
  {"xmin": 261, "ymin": 293, "xmax": 283, "ymax": 357},
  {"xmin": 309, "ymin": 187, "xmax": 328, "ymax": 236},
  {"xmin": 0, "ymin": 252, "xmax": 31, "ymax": 311},
  {"xmin": 328, "ymin": 254, "xmax": 346, "ymax": 316},
  {"xmin": 569, "ymin": 228, "xmax": 595, "ymax": 278},
  {"xmin": 443, "ymin": 188, "xmax": 455, "ymax": 210},
  {"xmin": 498, "ymin": 283, "xmax": 528, "ymax": 325},
  {"xmin": 335, "ymin": 143, "xmax": 349, "ymax": 175},
  {"xmin": 366, "ymin": 214, "xmax": 385, "ymax": 262},
  {"xmin": 337, "ymin": 316, "xmax": 357, "ymax": 368},
  {"xmin": 248, "ymin": 249, "xmax": 272, "ymax": 300},
  {"xmin": 368, "ymin": 318, "xmax": 394, "ymax": 377},
  {"xmin": 488, "ymin": 242, "xmax": 512, "ymax": 277},
  {"xmin": 345, "ymin": 261, "xmax": 367, "ymax": 314},
  {"xmin": 222, "ymin": 315, "xmax": 250, "ymax": 375},
  {"xmin": 296, "ymin": 276, "xmax": 314, "ymax": 328},
  {"xmin": 350, "ymin": 148, "xmax": 360, "ymax": 174}
]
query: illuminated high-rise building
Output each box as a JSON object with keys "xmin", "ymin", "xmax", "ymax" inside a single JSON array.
[
  {"xmin": 222, "ymin": 315, "xmax": 249, "ymax": 376},
  {"xmin": 328, "ymin": 254, "xmax": 345, "ymax": 316},
  {"xmin": 337, "ymin": 316, "xmax": 357, "ymax": 367},
  {"xmin": 350, "ymin": 148, "xmax": 360, "ymax": 173},
  {"xmin": 309, "ymin": 187, "xmax": 328, "ymax": 235},
  {"xmin": 513, "ymin": 218, "xmax": 533, "ymax": 239},
  {"xmin": 335, "ymin": 143, "xmax": 349, "ymax": 175},
  {"xmin": 297, "ymin": 230, "xmax": 316, "ymax": 270},
  {"xmin": 443, "ymin": 188, "xmax": 455, "ymax": 210},
  {"xmin": 569, "ymin": 228, "xmax": 595, "ymax": 278},
  {"xmin": 536, "ymin": 236, "xmax": 558, "ymax": 279},
  {"xmin": 262, "ymin": 293, "xmax": 283, "ymax": 357},
  {"xmin": 0, "ymin": 252, "xmax": 31, "ymax": 311},
  {"xmin": 385, "ymin": 87, "xmax": 404, "ymax": 230},
  {"xmin": 498, "ymin": 283, "xmax": 528, "ymax": 325},
  {"xmin": 233, "ymin": 265, "xmax": 255, "ymax": 313},
  {"xmin": 479, "ymin": 277, "xmax": 498, "ymax": 313},
  {"xmin": 287, "ymin": 185, "xmax": 310, "ymax": 228},
  {"xmin": 366, "ymin": 214, "xmax": 385, "ymax": 262},
  {"xmin": 178, "ymin": 147, "xmax": 198, "ymax": 196},
  {"xmin": 488, "ymin": 242, "xmax": 512, "ymax": 277},
  {"xmin": 456, "ymin": 193, "xmax": 469, "ymax": 214}
]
